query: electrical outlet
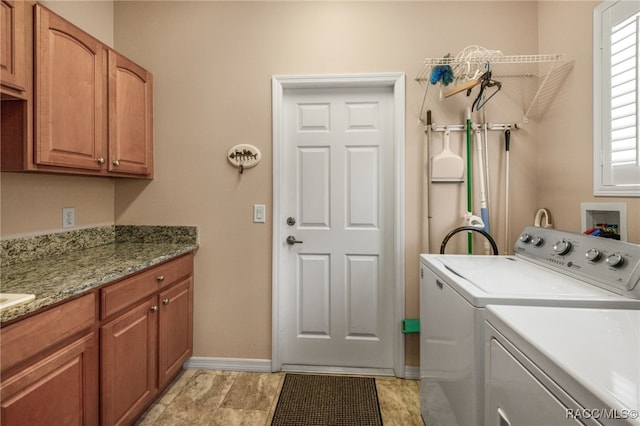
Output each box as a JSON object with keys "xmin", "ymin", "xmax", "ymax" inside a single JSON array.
[{"xmin": 62, "ymin": 207, "xmax": 75, "ymax": 229}]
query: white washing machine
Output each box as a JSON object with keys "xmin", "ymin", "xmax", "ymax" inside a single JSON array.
[
  {"xmin": 419, "ymin": 226, "xmax": 640, "ymax": 426},
  {"xmin": 485, "ymin": 305, "xmax": 639, "ymax": 426}
]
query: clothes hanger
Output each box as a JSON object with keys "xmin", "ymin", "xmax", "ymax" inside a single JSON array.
[{"xmin": 470, "ymin": 66, "xmax": 502, "ymax": 111}]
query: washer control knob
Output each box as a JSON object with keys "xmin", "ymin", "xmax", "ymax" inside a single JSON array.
[
  {"xmin": 585, "ymin": 248, "xmax": 601, "ymax": 262},
  {"xmin": 519, "ymin": 233, "xmax": 532, "ymax": 243},
  {"xmin": 552, "ymin": 240, "xmax": 572, "ymax": 255},
  {"xmin": 531, "ymin": 236, "xmax": 544, "ymax": 246},
  {"xmin": 605, "ymin": 253, "xmax": 624, "ymax": 267}
]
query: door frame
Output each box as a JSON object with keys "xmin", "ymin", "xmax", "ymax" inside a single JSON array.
[{"xmin": 271, "ymin": 73, "xmax": 406, "ymax": 377}]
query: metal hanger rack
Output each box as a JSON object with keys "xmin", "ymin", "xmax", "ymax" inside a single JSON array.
[
  {"xmin": 428, "ymin": 122, "xmax": 521, "ymax": 132},
  {"xmin": 416, "ymin": 53, "xmax": 574, "ymax": 123}
]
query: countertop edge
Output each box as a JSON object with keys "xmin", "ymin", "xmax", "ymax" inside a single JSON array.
[{"xmin": 1, "ymin": 243, "xmax": 199, "ymax": 325}]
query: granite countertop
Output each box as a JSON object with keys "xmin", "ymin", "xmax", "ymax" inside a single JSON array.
[{"xmin": 1, "ymin": 226, "xmax": 198, "ymax": 324}]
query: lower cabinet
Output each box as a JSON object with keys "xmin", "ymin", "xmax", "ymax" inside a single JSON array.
[
  {"xmin": 0, "ymin": 294, "xmax": 99, "ymax": 426},
  {"xmin": 0, "ymin": 333, "xmax": 99, "ymax": 426},
  {"xmin": 100, "ymin": 297, "xmax": 158, "ymax": 426},
  {"xmin": 158, "ymin": 277, "xmax": 194, "ymax": 389},
  {"xmin": 0, "ymin": 253, "xmax": 194, "ymax": 426},
  {"xmin": 100, "ymin": 255, "xmax": 194, "ymax": 426}
]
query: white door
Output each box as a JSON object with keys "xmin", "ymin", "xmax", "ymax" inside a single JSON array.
[{"xmin": 272, "ymin": 74, "xmax": 405, "ymax": 375}]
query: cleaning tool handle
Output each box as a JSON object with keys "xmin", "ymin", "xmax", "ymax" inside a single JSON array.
[
  {"xmin": 466, "ymin": 108, "xmax": 472, "ymax": 254},
  {"xmin": 481, "ymin": 209, "xmax": 489, "ymax": 232},
  {"xmin": 505, "ymin": 129, "xmax": 511, "ymax": 151}
]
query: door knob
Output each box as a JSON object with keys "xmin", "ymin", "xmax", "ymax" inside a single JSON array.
[{"xmin": 286, "ymin": 236, "xmax": 303, "ymax": 245}]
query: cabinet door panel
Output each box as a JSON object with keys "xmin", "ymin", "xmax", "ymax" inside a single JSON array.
[
  {"xmin": 159, "ymin": 277, "xmax": 193, "ymax": 388},
  {"xmin": 0, "ymin": 332, "xmax": 99, "ymax": 426},
  {"xmin": 35, "ymin": 5, "xmax": 106, "ymax": 170},
  {"xmin": 109, "ymin": 50, "xmax": 153, "ymax": 176},
  {"xmin": 0, "ymin": 0, "xmax": 28, "ymax": 93},
  {"xmin": 101, "ymin": 297, "xmax": 157, "ymax": 426}
]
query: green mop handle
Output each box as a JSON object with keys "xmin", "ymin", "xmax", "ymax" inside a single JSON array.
[{"xmin": 466, "ymin": 109, "xmax": 472, "ymax": 254}]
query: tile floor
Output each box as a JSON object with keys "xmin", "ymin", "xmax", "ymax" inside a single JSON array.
[{"xmin": 135, "ymin": 370, "xmax": 423, "ymax": 426}]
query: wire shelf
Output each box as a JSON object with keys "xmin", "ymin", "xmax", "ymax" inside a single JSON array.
[
  {"xmin": 415, "ymin": 50, "xmax": 573, "ymax": 123},
  {"xmin": 415, "ymin": 53, "xmax": 567, "ymax": 82}
]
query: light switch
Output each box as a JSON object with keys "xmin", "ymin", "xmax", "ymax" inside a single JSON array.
[{"xmin": 253, "ymin": 204, "xmax": 266, "ymax": 223}]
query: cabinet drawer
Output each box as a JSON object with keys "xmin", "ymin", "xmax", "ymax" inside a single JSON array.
[
  {"xmin": 101, "ymin": 254, "xmax": 193, "ymax": 320},
  {"xmin": 0, "ymin": 293, "xmax": 96, "ymax": 373}
]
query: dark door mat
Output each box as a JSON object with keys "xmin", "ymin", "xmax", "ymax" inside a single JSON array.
[{"xmin": 271, "ymin": 373, "xmax": 383, "ymax": 425}]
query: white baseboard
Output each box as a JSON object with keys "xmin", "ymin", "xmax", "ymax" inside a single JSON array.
[
  {"xmin": 184, "ymin": 357, "xmax": 420, "ymax": 381},
  {"xmin": 184, "ymin": 357, "xmax": 272, "ymax": 373}
]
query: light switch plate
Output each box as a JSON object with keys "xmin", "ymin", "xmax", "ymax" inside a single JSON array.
[
  {"xmin": 253, "ymin": 204, "xmax": 266, "ymax": 223},
  {"xmin": 62, "ymin": 207, "xmax": 75, "ymax": 228}
]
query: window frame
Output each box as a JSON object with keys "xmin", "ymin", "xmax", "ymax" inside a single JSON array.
[{"xmin": 593, "ymin": 0, "xmax": 640, "ymax": 197}]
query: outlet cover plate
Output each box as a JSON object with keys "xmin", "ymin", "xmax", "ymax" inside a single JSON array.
[{"xmin": 62, "ymin": 207, "xmax": 75, "ymax": 228}]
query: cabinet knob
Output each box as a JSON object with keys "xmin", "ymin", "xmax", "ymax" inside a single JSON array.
[
  {"xmin": 162, "ymin": 298, "xmax": 170, "ymax": 305},
  {"xmin": 157, "ymin": 275, "xmax": 165, "ymax": 283},
  {"xmin": 150, "ymin": 305, "xmax": 159, "ymax": 312},
  {"xmin": 112, "ymin": 159, "xmax": 120, "ymax": 167},
  {"xmin": 96, "ymin": 157, "xmax": 105, "ymax": 165}
]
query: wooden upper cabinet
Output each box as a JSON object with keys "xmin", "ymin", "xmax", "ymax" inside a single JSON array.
[
  {"xmin": 0, "ymin": 0, "xmax": 30, "ymax": 95},
  {"xmin": 34, "ymin": 4, "xmax": 107, "ymax": 171},
  {"xmin": 108, "ymin": 50, "xmax": 153, "ymax": 176}
]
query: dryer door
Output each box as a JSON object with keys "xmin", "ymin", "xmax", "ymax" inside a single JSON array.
[{"xmin": 486, "ymin": 338, "xmax": 589, "ymax": 426}]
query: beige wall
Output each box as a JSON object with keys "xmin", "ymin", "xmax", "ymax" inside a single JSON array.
[
  {"xmin": 112, "ymin": 1, "xmax": 540, "ymax": 366},
  {"xmin": 1, "ymin": 174, "xmax": 115, "ymax": 236},
  {"xmin": 538, "ymin": 1, "xmax": 640, "ymax": 242},
  {"xmin": 2, "ymin": 1, "xmax": 638, "ymax": 368}
]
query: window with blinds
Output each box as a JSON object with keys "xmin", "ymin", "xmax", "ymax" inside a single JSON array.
[{"xmin": 594, "ymin": 1, "xmax": 640, "ymax": 196}]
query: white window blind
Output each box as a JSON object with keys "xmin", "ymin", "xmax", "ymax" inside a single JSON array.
[
  {"xmin": 609, "ymin": 10, "xmax": 639, "ymax": 184},
  {"xmin": 594, "ymin": 1, "xmax": 640, "ymax": 196}
]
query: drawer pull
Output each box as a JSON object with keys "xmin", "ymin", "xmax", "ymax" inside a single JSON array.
[
  {"xmin": 162, "ymin": 298, "xmax": 170, "ymax": 305},
  {"xmin": 150, "ymin": 305, "xmax": 159, "ymax": 312},
  {"xmin": 156, "ymin": 275, "xmax": 165, "ymax": 283}
]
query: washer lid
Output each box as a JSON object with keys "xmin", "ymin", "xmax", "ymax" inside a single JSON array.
[
  {"xmin": 437, "ymin": 255, "xmax": 613, "ymax": 296},
  {"xmin": 421, "ymin": 254, "xmax": 640, "ymax": 307},
  {"xmin": 487, "ymin": 305, "xmax": 640, "ymax": 420}
]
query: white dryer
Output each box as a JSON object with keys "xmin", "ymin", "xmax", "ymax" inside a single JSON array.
[
  {"xmin": 485, "ymin": 305, "xmax": 639, "ymax": 426},
  {"xmin": 419, "ymin": 227, "xmax": 640, "ymax": 426}
]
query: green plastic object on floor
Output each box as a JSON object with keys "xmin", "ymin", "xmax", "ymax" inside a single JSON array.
[{"xmin": 402, "ymin": 318, "xmax": 420, "ymax": 334}]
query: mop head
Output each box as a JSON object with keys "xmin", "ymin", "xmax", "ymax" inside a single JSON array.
[{"xmin": 430, "ymin": 64, "xmax": 454, "ymax": 86}]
